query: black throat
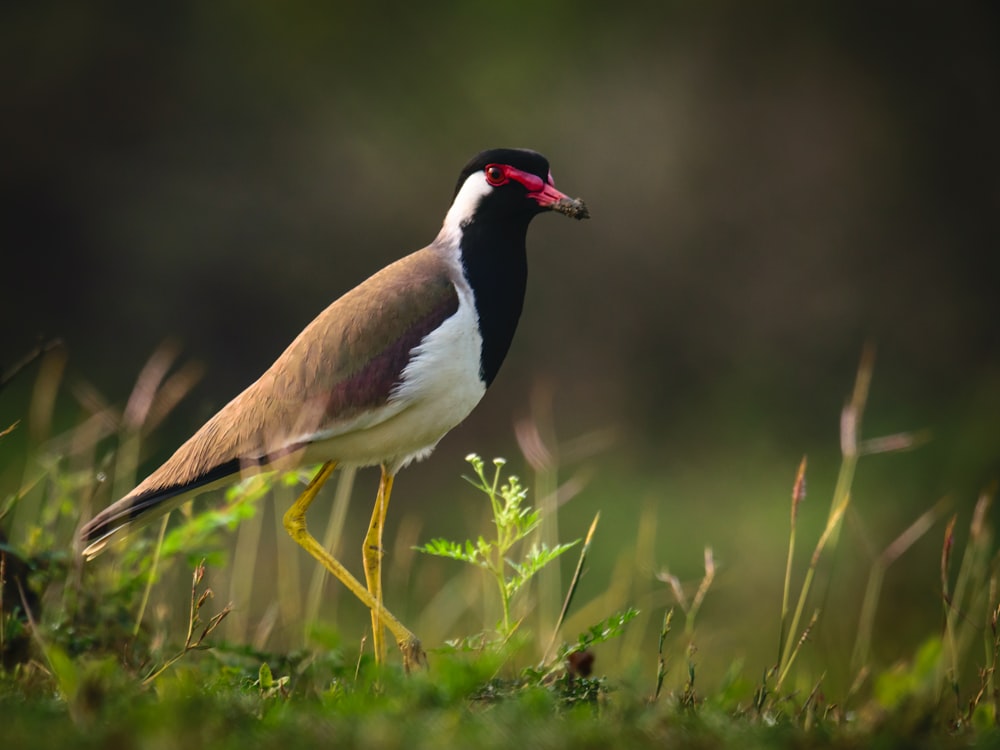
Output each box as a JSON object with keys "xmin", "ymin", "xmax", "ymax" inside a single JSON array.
[{"xmin": 459, "ymin": 215, "xmax": 530, "ymax": 387}]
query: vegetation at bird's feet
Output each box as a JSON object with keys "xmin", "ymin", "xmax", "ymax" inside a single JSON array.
[
  {"xmin": 415, "ymin": 453, "xmax": 583, "ymax": 642},
  {"xmin": 414, "ymin": 452, "xmax": 631, "ymax": 701}
]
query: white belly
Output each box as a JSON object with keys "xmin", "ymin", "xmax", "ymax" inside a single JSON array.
[{"xmin": 302, "ymin": 285, "xmax": 486, "ymax": 471}]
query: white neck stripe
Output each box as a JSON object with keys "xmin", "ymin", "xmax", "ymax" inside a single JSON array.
[{"xmin": 437, "ymin": 172, "xmax": 492, "ymax": 244}]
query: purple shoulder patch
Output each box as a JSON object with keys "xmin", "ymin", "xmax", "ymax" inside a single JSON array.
[{"xmin": 323, "ymin": 291, "xmax": 460, "ymax": 419}]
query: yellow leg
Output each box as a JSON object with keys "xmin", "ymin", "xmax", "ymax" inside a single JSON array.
[
  {"xmin": 362, "ymin": 466, "xmax": 394, "ymax": 665},
  {"xmin": 282, "ymin": 461, "xmax": 424, "ymax": 671}
]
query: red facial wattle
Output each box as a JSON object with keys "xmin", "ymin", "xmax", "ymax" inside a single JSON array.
[
  {"xmin": 484, "ymin": 163, "xmax": 590, "ymax": 220},
  {"xmin": 484, "ymin": 163, "xmax": 562, "ymax": 205}
]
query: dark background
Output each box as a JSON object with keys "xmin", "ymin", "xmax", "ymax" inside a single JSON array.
[{"xmin": 2, "ymin": 2, "xmax": 999, "ymax": 687}]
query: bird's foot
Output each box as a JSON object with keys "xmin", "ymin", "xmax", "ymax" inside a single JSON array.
[{"xmin": 398, "ymin": 636, "xmax": 427, "ymax": 673}]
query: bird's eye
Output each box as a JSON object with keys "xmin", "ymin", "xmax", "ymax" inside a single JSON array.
[{"xmin": 485, "ymin": 165, "xmax": 506, "ymax": 186}]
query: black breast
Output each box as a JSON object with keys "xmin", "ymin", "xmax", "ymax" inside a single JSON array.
[{"xmin": 458, "ymin": 217, "xmax": 529, "ymax": 387}]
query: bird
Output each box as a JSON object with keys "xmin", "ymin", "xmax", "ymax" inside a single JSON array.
[{"xmin": 79, "ymin": 148, "xmax": 589, "ymax": 670}]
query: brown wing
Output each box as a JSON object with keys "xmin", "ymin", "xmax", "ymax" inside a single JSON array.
[{"xmin": 80, "ymin": 247, "xmax": 459, "ymax": 555}]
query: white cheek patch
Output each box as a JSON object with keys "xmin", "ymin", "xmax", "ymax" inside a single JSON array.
[{"xmin": 440, "ymin": 172, "xmax": 492, "ymax": 239}]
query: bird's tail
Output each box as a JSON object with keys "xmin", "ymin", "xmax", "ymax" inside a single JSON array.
[{"xmin": 79, "ymin": 460, "xmax": 244, "ymax": 560}]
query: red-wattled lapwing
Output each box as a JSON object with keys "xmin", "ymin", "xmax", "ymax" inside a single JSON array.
[{"xmin": 80, "ymin": 148, "xmax": 588, "ymax": 670}]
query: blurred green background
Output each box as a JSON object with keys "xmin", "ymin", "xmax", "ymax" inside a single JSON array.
[{"xmin": 2, "ymin": 2, "xmax": 998, "ymax": 690}]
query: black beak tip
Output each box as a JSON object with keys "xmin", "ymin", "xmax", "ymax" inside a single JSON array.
[{"xmin": 552, "ymin": 197, "xmax": 590, "ymax": 220}]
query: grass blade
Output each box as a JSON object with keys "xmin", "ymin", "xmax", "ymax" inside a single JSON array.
[{"xmin": 541, "ymin": 511, "xmax": 600, "ymax": 665}]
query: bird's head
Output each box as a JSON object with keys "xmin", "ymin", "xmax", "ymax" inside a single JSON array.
[{"xmin": 447, "ymin": 148, "xmax": 589, "ymax": 230}]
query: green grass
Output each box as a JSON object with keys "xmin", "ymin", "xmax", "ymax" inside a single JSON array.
[{"xmin": 3, "ymin": 349, "xmax": 1000, "ymax": 748}]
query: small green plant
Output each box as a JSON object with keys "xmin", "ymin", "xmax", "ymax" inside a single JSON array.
[
  {"xmin": 416, "ymin": 454, "xmax": 580, "ymax": 642},
  {"xmin": 254, "ymin": 662, "xmax": 290, "ymax": 700},
  {"xmin": 653, "ymin": 608, "xmax": 674, "ymax": 701},
  {"xmin": 141, "ymin": 559, "xmax": 232, "ymax": 686},
  {"xmin": 658, "ymin": 546, "xmax": 716, "ymax": 637},
  {"xmin": 554, "ymin": 607, "xmax": 639, "ymax": 666}
]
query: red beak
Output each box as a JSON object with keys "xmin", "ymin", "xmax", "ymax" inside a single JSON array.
[{"xmin": 527, "ymin": 180, "xmax": 590, "ymax": 220}]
